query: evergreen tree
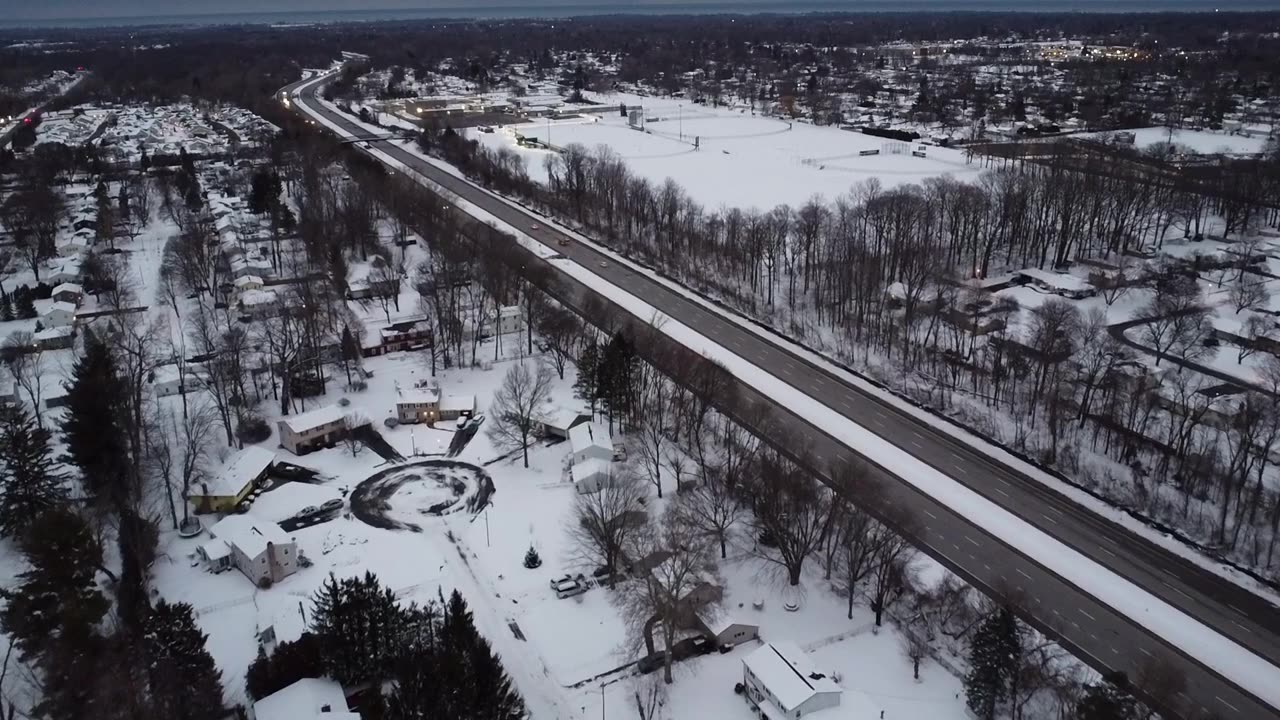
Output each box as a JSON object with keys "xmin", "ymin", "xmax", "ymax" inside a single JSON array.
[
  {"xmin": 309, "ymin": 572, "xmax": 405, "ymax": 685},
  {"xmin": 62, "ymin": 337, "xmax": 132, "ymax": 508},
  {"xmin": 0, "ymin": 507, "xmax": 110, "ymax": 659},
  {"xmin": 574, "ymin": 339, "xmax": 600, "ymax": 414},
  {"xmin": 0, "ymin": 293, "xmax": 12, "ymax": 321},
  {"xmin": 15, "ymin": 287, "xmax": 36, "ymax": 319},
  {"xmin": 599, "ymin": 331, "xmax": 638, "ymax": 426},
  {"xmin": 523, "ymin": 545, "xmax": 542, "ymax": 569},
  {"xmin": 964, "ymin": 606, "xmax": 1020, "ymax": 720},
  {"xmin": 143, "ymin": 600, "xmax": 226, "ymax": 720},
  {"xmin": 1075, "ymin": 671, "xmax": 1140, "ymax": 720},
  {"xmin": 245, "ymin": 632, "xmax": 325, "ymax": 700},
  {"xmin": 0, "ymin": 405, "xmax": 66, "ymax": 538}
]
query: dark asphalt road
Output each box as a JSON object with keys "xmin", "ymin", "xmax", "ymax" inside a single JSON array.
[{"xmin": 283, "ymin": 73, "xmax": 1280, "ymax": 719}]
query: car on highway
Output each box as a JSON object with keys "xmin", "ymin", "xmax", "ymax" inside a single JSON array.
[
  {"xmin": 530, "ymin": 223, "xmax": 539, "ymax": 231},
  {"xmin": 599, "ymin": 261, "xmax": 609, "ymax": 268},
  {"xmin": 558, "ymin": 237, "xmax": 570, "ymax": 247}
]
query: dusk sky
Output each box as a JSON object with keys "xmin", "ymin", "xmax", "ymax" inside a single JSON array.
[{"xmin": 7, "ymin": 0, "xmax": 764, "ymax": 21}]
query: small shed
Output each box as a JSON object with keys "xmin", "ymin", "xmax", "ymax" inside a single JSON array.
[{"xmin": 704, "ymin": 617, "xmax": 760, "ymax": 648}]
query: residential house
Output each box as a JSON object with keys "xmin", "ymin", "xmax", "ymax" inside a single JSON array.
[
  {"xmin": 51, "ymin": 283, "xmax": 83, "ymax": 305},
  {"xmin": 440, "ymin": 394, "xmax": 476, "ymax": 421},
  {"xmin": 540, "ymin": 408, "xmax": 591, "ymax": 439},
  {"xmin": 190, "ymin": 445, "xmax": 276, "ymax": 513},
  {"xmin": 41, "ymin": 302, "xmax": 77, "ymax": 328},
  {"xmin": 253, "ymin": 678, "xmax": 359, "ymax": 720},
  {"xmin": 233, "ymin": 275, "xmax": 264, "ymax": 293},
  {"xmin": 570, "ymin": 421, "xmax": 617, "ymax": 493},
  {"xmin": 495, "ymin": 305, "xmax": 523, "ymax": 335},
  {"xmin": 369, "ymin": 318, "xmax": 433, "ymax": 356},
  {"xmin": 1015, "ymin": 268, "xmax": 1095, "ymax": 299},
  {"xmin": 703, "ymin": 617, "xmax": 760, "ymax": 648},
  {"xmin": 34, "ymin": 326, "xmax": 75, "ymax": 350},
  {"xmin": 150, "ymin": 363, "xmax": 201, "ymax": 397},
  {"xmin": 238, "ymin": 288, "xmax": 280, "ymax": 318},
  {"xmin": 742, "ymin": 641, "xmax": 844, "ymax": 719},
  {"xmin": 396, "ymin": 387, "xmax": 442, "ymax": 424},
  {"xmin": 57, "ymin": 235, "xmax": 91, "ymax": 258},
  {"xmin": 198, "ymin": 514, "xmax": 297, "ymax": 586},
  {"xmin": 277, "ymin": 404, "xmax": 355, "ymax": 455},
  {"xmin": 49, "ymin": 258, "xmax": 84, "ymax": 285}
]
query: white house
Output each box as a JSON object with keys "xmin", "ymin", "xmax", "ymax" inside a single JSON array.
[
  {"xmin": 573, "ymin": 457, "xmax": 615, "ymax": 494},
  {"xmin": 198, "ymin": 514, "xmax": 297, "ymax": 586},
  {"xmin": 396, "ymin": 388, "xmax": 442, "ymax": 424},
  {"xmin": 253, "ymin": 678, "xmax": 359, "ymax": 720},
  {"xmin": 40, "ymin": 302, "xmax": 77, "ymax": 328},
  {"xmin": 277, "ymin": 404, "xmax": 358, "ymax": 455},
  {"xmin": 495, "ymin": 305, "xmax": 523, "ymax": 335},
  {"xmin": 48, "ymin": 258, "xmax": 84, "ymax": 285},
  {"xmin": 233, "ymin": 274, "xmax": 264, "ymax": 293},
  {"xmin": 51, "ymin": 283, "xmax": 83, "ymax": 305},
  {"xmin": 56, "ymin": 236, "xmax": 91, "ymax": 257},
  {"xmin": 150, "ymin": 363, "xmax": 199, "ymax": 398},
  {"xmin": 742, "ymin": 641, "xmax": 843, "ymax": 719},
  {"xmin": 569, "ymin": 422, "xmax": 613, "ymax": 465}
]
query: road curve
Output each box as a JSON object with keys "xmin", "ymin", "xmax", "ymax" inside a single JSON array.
[{"xmin": 281, "ymin": 72, "xmax": 1280, "ymax": 720}]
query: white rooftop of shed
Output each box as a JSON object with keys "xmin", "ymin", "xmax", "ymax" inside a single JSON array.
[
  {"xmin": 570, "ymin": 421, "xmax": 612, "ymax": 455},
  {"xmin": 253, "ymin": 678, "xmax": 358, "ymax": 720}
]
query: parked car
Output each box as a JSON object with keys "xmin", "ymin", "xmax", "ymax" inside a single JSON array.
[
  {"xmin": 637, "ymin": 651, "xmax": 668, "ymax": 674},
  {"xmin": 550, "ymin": 573, "xmax": 588, "ymax": 599},
  {"xmin": 455, "ymin": 416, "xmax": 470, "ymax": 431},
  {"xmin": 296, "ymin": 505, "xmax": 320, "ymax": 518},
  {"xmin": 320, "ymin": 498, "xmax": 344, "ymax": 513}
]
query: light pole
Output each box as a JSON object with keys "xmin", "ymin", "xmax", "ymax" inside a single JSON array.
[{"xmin": 678, "ymin": 104, "xmax": 683, "ymax": 141}]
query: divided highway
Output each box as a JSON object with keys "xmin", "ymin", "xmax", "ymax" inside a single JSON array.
[{"xmin": 282, "ymin": 72, "xmax": 1280, "ymax": 720}]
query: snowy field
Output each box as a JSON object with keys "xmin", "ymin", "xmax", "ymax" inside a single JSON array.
[
  {"xmin": 473, "ymin": 92, "xmax": 981, "ymax": 209},
  {"xmin": 1081, "ymin": 126, "xmax": 1271, "ymax": 155}
]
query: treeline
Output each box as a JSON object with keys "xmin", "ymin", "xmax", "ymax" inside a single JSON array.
[
  {"xmin": 411, "ymin": 117, "xmax": 1280, "ymax": 579},
  {"xmin": 247, "ymin": 573, "xmax": 525, "ymax": 719}
]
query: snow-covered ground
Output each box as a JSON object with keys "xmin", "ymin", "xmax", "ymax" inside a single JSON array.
[
  {"xmin": 1080, "ymin": 126, "xmax": 1271, "ymax": 155},
  {"xmin": 472, "ymin": 91, "xmax": 981, "ymax": 210}
]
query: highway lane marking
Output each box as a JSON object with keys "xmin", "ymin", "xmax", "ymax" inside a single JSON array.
[
  {"xmin": 1139, "ymin": 647, "xmax": 1153, "ymax": 658},
  {"xmin": 1099, "ymin": 547, "xmax": 1117, "ymax": 558},
  {"xmin": 949, "ymin": 451, "xmax": 963, "ymax": 461},
  {"xmin": 1016, "ymin": 568, "xmax": 1032, "ymax": 580},
  {"xmin": 1078, "ymin": 609, "xmax": 1096, "ymax": 621},
  {"xmin": 952, "ymin": 465, "xmax": 969, "ymax": 476},
  {"xmin": 910, "ymin": 439, "xmax": 924, "ymax": 449},
  {"xmin": 1041, "ymin": 514, "xmax": 1059, "ymax": 525},
  {"xmin": 994, "ymin": 487, "xmax": 1009, "ymax": 497},
  {"xmin": 1215, "ymin": 697, "xmax": 1240, "ymax": 713},
  {"xmin": 1232, "ymin": 620, "xmax": 1249, "ymax": 631},
  {"xmin": 1160, "ymin": 580, "xmax": 1194, "ymax": 601},
  {"xmin": 983, "ymin": 564, "xmax": 991, "ymax": 571},
  {"xmin": 1226, "ymin": 603, "xmax": 1246, "ymax": 616},
  {"xmin": 1110, "ymin": 647, "xmax": 1119, "ymax": 655},
  {"xmin": 965, "ymin": 536, "xmax": 981, "ymax": 547},
  {"xmin": 924, "ymin": 510, "xmax": 938, "ymax": 520}
]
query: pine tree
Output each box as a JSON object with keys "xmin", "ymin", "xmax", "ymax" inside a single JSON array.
[
  {"xmin": 574, "ymin": 340, "xmax": 600, "ymax": 414},
  {"xmin": 245, "ymin": 632, "xmax": 325, "ymax": 700},
  {"xmin": 1075, "ymin": 671, "xmax": 1140, "ymax": 720},
  {"xmin": 62, "ymin": 337, "xmax": 132, "ymax": 509},
  {"xmin": 15, "ymin": 288, "xmax": 36, "ymax": 319},
  {"xmin": 0, "ymin": 405, "xmax": 66, "ymax": 538},
  {"xmin": 310, "ymin": 572, "xmax": 405, "ymax": 686},
  {"xmin": 964, "ymin": 606, "xmax": 1019, "ymax": 720},
  {"xmin": 0, "ymin": 293, "xmax": 12, "ymax": 321},
  {"xmin": 144, "ymin": 600, "xmax": 226, "ymax": 720},
  {"xmin": 523, "ymin": 545, "xmax": 542, "ymax": 569},
  {"xmin": 0, "ymin": 507, "xmax": 110, "ymax": 659}
]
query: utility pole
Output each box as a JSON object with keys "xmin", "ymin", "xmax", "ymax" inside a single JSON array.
[{"xmin": 678, "ymin": 103, "xmax": 683, "ymax": 141}]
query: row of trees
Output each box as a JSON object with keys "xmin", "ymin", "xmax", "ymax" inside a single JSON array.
[
  {"xmin": 415, "ymin": 112, "xmax": 1280, "ymax": 577},
  {"xmin": 247, "ymin": 572, "xmax": 526, "ymax": 719}
]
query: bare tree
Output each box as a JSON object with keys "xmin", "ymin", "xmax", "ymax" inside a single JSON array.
[
  {"xmin": 486, "ymin": 361, "xmax": 555, "ymax": 468},
  {"xmin": 866, "ymin": 532, "xmax": 918, "ymax": 627},
  {"xmin": 671, "ymin": 467, "xmax": 744, "ymax": 559},
  {"xmin": 747, "ymin": 448, "xmax": 832, "ymax": 586},
  {"xmin": 0, "ymin": 333, "xmax": 46, "ymax": 427},
  {"xmin": 617, "ymin": 506, "xmax": 721, "ymax": 684},
  {"xmin": 567, "ymin": 467, "xmax": 647, "ymax": 576},
  {"xmin": 341, "ymin": 412, "xmax": 370, "ymax": 457},
  {"xmin": 634, "ymin": 377, "xmax": 670, "ymax": 498},
  {"xmin": 147, "ymin": 401, "xmax": 215, "ymax": 530},
  {"xmin": 630, "ymin": 673, "xmax": 669, "ymax": 720},
  {"xmin": 536, "ymin": 304, "xmax": 580, "ymax": 380},
  {"xmin": 1228, "ymin": 275, "xmax": 1270, "ymax": 313}
]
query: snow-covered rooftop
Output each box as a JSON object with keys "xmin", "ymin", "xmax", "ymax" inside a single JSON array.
[
  {"xmin": 253, "ymin": 678, "xmax": 358, "ymax": 720},
  {"xmin": 1018, "ymin": 268, "xmax": 1091, "ymax": 292},
  {"xmin": 398, "ymin": 388, "xmax": 441, "ymax": 406},
  {"xmin": 198, "ymin": 446, "xmax": 275, "ymax": 498},
  {"xmin": 441, "ymin": 394, "xmax": 475, "ymax": 413},
  {"xmin": 743, "ymin": 641, "xmax": 841, "ymax": 712},
  {"xmin": 570, "ymin": 421, "xmax": 612, "ymax": 455},
  {"xmin": 208, "ymin": 514, "xmax": 291, "ymax": 560},
  {"xmin": 280, "ymin": 404, "xmax": 348, "ymax": 435}
]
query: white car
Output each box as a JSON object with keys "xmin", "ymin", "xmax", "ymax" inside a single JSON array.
[
  {"xmin": 456, "ymin": 416, "xmax": 470, "ymax": 431},
  {"xmin": 296, "ymin": 505, "xmax": 320, "ymax": 518},
  {"xmin": 530, "ymin": 223, "xmax": 540, "ymax": 231},
  {"xmin": 550, "ymin": 574, "xmax": 588, "ymax": 599}
]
